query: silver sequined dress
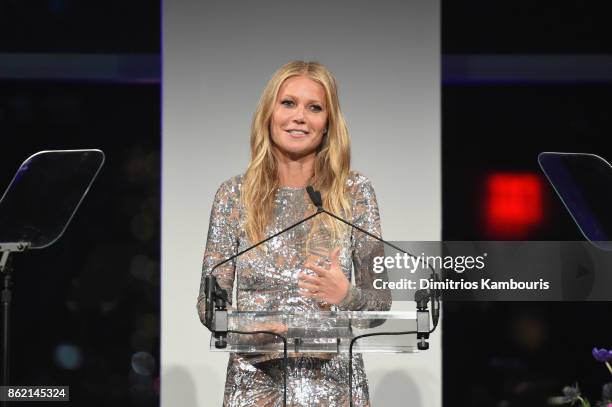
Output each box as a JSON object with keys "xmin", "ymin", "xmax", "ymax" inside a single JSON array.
[{"xmin": 197, "ymin": 171, "xmax": 391, "ymax": 406}]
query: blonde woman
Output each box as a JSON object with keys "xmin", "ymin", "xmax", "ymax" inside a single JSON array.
[{"xmin": 198, "ymin": 61, "xmax": 391, "ymax": 406}]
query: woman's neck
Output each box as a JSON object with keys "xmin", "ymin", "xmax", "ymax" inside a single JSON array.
[{"xmin": 276, "ymin": 152, "xmax": 316, "ymax": 188}]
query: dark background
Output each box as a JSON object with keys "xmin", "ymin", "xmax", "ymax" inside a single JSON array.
[
  {"xmin": 443, "ymin": 2, "xmax": 612, "ymax": 54},
  {"xmin": 443, "ymin": 2, "xmax": 612, "ymax": 406},
  {"xmin": 0, "ymin": 1, "xmax": 160, "ymax": 406},
  {"xmin": 0, "ymin": 1, "xmax": 159, "ymax": 53},
  {"xmin": 2, "ymin": 1, "xmax": 612, "ymax": 406}
]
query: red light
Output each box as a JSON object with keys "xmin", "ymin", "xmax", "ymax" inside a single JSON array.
[{"xmin": 484, "ymin": 173, "xmax": 544, "ymax": 238}]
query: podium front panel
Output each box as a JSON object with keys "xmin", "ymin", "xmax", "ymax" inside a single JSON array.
[{"xmin": 209, "ymin": 311, "xmax": 418, "ymax": 354}]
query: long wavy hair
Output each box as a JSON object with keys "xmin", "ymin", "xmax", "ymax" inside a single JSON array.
[{"xmin": 242, "ymin": 61, "xmax": 352, "ymax": 244}]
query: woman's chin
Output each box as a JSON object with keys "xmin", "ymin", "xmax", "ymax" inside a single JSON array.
[
  {"xmin": 277, "ymin": 148, "xmax": 317, "ymax": 161},
  {"xmin": 273, "ymin": 143, "xmax": 318, "ymax": 161}
]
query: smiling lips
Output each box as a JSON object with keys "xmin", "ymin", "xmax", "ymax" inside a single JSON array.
[{"xmin": 285, "ymin": 129, "xmax": 309, "ymax": 138}]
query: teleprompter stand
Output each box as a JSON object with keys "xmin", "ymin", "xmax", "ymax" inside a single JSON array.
[
  {"xmin": 0, "ymin": 150, "xmax": 104, "ymax": 404},
  {"xmin": 539, "ymin": 152, "xmax": 612, "ymax": 251}
]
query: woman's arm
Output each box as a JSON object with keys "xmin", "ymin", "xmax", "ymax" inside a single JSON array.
[
  {"xmin": 197, "ymin": 179, "xmax": 240, "ymax": 324},
  {"xmin": 338, "ymin": 174, "xmax": 392, "ymax": 311}
]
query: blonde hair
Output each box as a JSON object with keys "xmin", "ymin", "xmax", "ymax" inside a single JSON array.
[{"xmin": 242, "ymin": 61, "xmax": 352, "ymax": 244}]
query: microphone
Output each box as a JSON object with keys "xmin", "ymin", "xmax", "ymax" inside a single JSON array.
[
  {"xmin": 208, "ymin": 201, "xmax": 323, "ymax": 278},
  {"xmin": 303, "ymin": 187, "xmax": 441, "ymax": 327},
  {"xmin": 203, "ymin": 186, "xmax": 334, "ymax": 407},
  {"xmin": 204, "ymin": 274, "xmax": 216, "ymax": 328},
  {"xmin": 304, "ymin": 187, "xmax": 441, "ymax": 407},
  {"xmin": 204, "ymin": 192, "xmax": 326, "ymax": 333},
  {"xmin": 306, "ymin": 186, "xmax": 323, "ymax": 210},
  {"xmin": 203, "ymin": 274, "xmax": 228, "ymax": 330}
]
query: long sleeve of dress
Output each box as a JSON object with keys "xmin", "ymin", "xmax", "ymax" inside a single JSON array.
[
  {"xmin": 196, "ymin": 180, "xmax": 240, "ymax": 324},
  {"xmin": 338, "ymin": 174, "xmax": 392, "ymax": 312}
]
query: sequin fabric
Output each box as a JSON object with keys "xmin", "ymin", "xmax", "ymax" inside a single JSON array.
[{"xmin": 197, "ymin": 171, "xmax": 391, "ymax": 406}]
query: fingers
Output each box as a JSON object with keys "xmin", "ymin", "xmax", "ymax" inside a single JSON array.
[
  {"xmin": 298, "ymin": 273, "xmax": 320, "ymax": 291},
  {"xmin": 299, "ymin": 273, "xmax": 320, "ymax": 285},
  {"xmin": 304, "ymin": 261, "xmax": 327, "ymax": 277},
  {"xmin": 305, "ymin": 248, "xmax": 341, "ymax": 275},
  {"xmin": 298, "ymin": 280, "xmax": 319, "ymax": 293},
  {"xmin": 298, "ymin": 272, "xmax": 322, "ymax": 300},
  {"xmin": 299, "ymin": 289, "xmax": 317, "ymax": 298},
  {"xmin": 300, "ymin": 249, "xmax": 342, "ymax": 302},
  {"xmin": 330, "ymin": 247, "xmax": 341, "ymax": 264},
  {"xmin": 267, "ymin": 322, "xmax": 288, "ymax": 336},
  {"xmin": 251, "ymin": 322, "xmax": 288, "ymax": 337}
]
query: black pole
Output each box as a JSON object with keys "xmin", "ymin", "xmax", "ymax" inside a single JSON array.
[{"xmin": 1, "ymin": 263, "xmax": 12, "ymax": 407}]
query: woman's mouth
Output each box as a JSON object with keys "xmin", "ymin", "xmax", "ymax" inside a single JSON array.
[{"xmin": 286, "ymin": 129, "xmax": 309, "ymax": 138}]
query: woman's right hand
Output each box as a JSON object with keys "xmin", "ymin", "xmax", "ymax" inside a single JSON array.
[
  {"xmin": 231, "ymin": 322, "xmax": 288, "ymax": 346},
  {"xmin": 248, "ymin": 321, "xmax": 288, "ymax": 336}
]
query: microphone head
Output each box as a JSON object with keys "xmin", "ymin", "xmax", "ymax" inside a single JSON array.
[{"xmin": 306, "ymin": 186, "xmax": 323, "ymax": 208}]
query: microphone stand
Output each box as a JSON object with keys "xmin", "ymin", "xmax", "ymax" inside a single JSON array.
[
  {"xmin": 204, "ymin": 209, "xmax": 325, "ymax": 407},
  {"xmin": 304, "ymin": 186, "xmax": 441, "ymax": 407},
  {"xmin": 204, "ymin": 185, "xmax": 442, "ymax": 407},
  {"xmin": 1, "ymin": 242, "xmax": 30, "ymax": 403}
]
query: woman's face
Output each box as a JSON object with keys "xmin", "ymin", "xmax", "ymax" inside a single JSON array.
[{"xmin": 270, "ymin": 75, "xmax": 328, "ymax": 160}]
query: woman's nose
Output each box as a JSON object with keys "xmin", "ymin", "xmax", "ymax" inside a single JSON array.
[{"xmin": 292, "ymin": 106, "xmax": 305, "ymax": 123}]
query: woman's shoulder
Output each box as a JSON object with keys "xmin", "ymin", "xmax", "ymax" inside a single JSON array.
[
  {"xmin": 220, "ymin": 173, "xmax": 245, "ymax": 187},
  {"xmin": 347, "ymin": 170, "xmax": 379, "ymax": 210},
  {"xmin": 347, "ymin": 170, "xmax": 375, "ymax": 191},
  {"xmin": 214, "ymin": 174, "xmax": 245, "ymax": 199},
  {"xmin": 347, "ymin": 171, "xmax": 380, "ymax": 223},
  {"xmin": 215, "ymin": 172, "xmax": 374, "ymax": 196}
]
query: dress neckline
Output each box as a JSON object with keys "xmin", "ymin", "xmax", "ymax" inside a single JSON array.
[{"xmin": 277, "ymin": 185, "xmax": 306, "ymax": 191}]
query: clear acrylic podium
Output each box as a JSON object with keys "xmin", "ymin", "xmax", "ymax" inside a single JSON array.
[{"xmin": 209, "ymin": 310, "xmax": 419, "ymax": 354}]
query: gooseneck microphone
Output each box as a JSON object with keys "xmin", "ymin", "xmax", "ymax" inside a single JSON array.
[
  {"xmin": 306, "ymin": 186, "xmax": 441, "ymax": 326},
  {"xmin": 204, "ymin": 185, "xmax": 440, "ymax": 407},
  {"xmin": 304, "ymin": 186, "xmax": 441, "ymax": 407},
  {"xmin": 204, "ymin": 193, "xmax": 327, "ymax": 407},
  {"xmin": 204, "ymin": 195, "xmax": 325, "ymax": 324},
  {"xmin": 204, "ymin": 203, "xmax": 324, "ymax": 330},
  {"xmin": 306, "ymin": 186, "xmax": 323, "ymax": 209}
]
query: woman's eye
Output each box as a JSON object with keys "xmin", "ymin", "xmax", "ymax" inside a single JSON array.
[
  {"xmin": 309, "ymin": 104, "xmax": 323, "ymax": 112},
  {"xmin": 281, "ymin": 100, "xmax": 295, "ymax": 107}
]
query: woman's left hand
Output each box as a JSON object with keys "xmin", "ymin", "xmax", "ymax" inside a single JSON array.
[{"xmin": 298, "ymin": 247, "xmax": 350, "ymax": 305}]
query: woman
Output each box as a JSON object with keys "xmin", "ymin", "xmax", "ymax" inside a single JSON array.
[{"xmin": 197, "ymin": 61, "xmax": 391, "ymax": 406}]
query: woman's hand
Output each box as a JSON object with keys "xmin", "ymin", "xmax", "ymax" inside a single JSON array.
[
  {"xmin": 249, "ymin": 322, "xmax": 288, "ymax": 336},
  {"xmin": 298, "ymin": 247, "xmax": 350, "ymax": 305},
  {"xmin": 231, "ymin": 322, "xmax": 288, "ymax": 345}
]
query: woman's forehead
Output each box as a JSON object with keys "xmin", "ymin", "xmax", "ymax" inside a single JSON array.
[{"xmin": 278, "ymin": 76, "xmax": 326, "ymax": 101}]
